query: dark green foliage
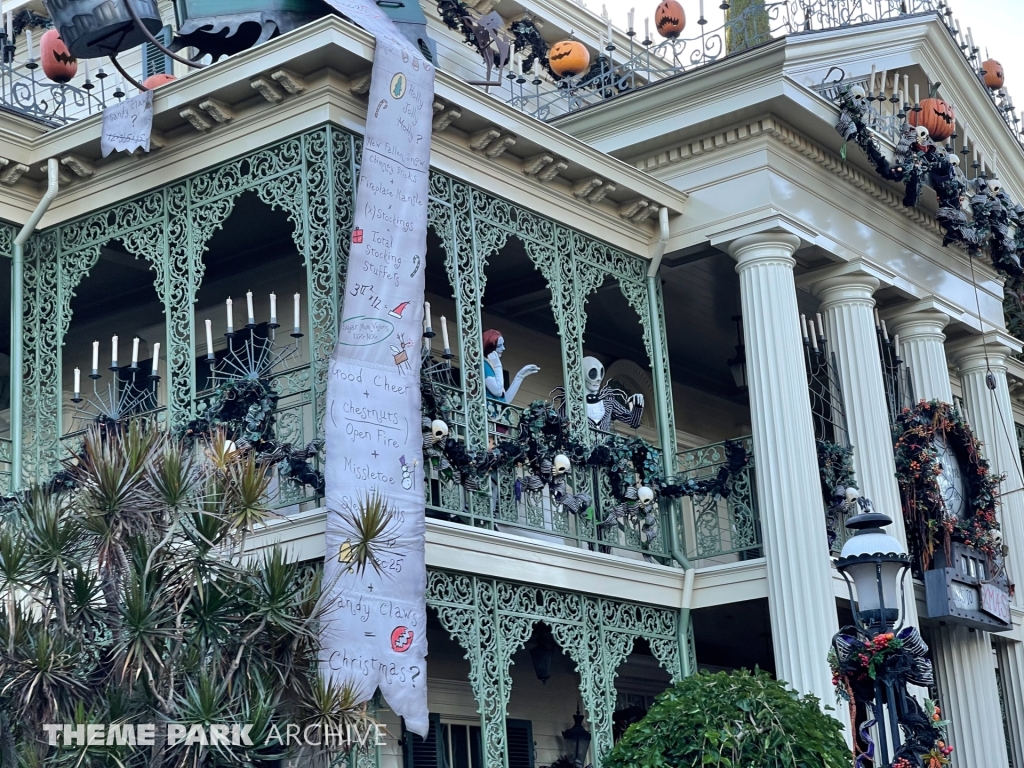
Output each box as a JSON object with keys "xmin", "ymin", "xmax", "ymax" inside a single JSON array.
[
  {"xmin": 0, "ymin": 421, "xmax": 381, "ymax": 767},
  {"xmin": 604, "ymin": 670, "xmax": 850, "ymax": 768}
]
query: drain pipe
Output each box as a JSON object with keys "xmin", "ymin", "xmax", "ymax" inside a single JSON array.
[
  {"xmin": 647, "ymin": 206, "xmax": 696, "ymax": 677},
  {"xmin": 10, "ymin": 158, "xmax": 60, "ymax": 491}
]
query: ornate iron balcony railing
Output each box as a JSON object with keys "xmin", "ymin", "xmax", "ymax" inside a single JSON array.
[
  {"xmin": 0, "ymin": 56, "xmax": 124, "ymax": 127},
  {"xmin": 497, "ymin": 0, "xmax": 1022, "ymax": 147}
]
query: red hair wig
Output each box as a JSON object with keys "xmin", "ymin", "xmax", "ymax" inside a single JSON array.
[{"xmin": 482, "ymin": 329, "xmax": 502, "ymax": 356}]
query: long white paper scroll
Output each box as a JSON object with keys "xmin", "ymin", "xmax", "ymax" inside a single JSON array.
[{"xmin": 321, "ymin": 0, "xmax": 434, "ymax": 738}]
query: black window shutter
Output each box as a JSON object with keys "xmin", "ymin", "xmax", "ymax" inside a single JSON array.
[
  {"xmin": 403, "ymin": 713, "xmax": 444, "ymax": 768},
  {"xmin": 505, "ymin": 719, "xmax": 534, "ymax": 768},
  {"xmin": 142, "ymin": 26, "xmax": 173, "ymax": 79}
]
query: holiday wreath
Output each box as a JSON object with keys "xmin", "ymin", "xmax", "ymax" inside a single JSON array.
[{"xmin": 892, "ymin": 400, "xmax": 1003, "ymax": 572}]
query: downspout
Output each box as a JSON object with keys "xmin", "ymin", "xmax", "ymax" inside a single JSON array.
[
  {"xmin": 10, "ymin": 158, "xmax": 59, "ymax": 491},
  {"xmin": 647, "ymin": 206, "xmax": 696, "ymax": 677}
]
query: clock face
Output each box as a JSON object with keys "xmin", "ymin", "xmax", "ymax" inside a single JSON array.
[{"xmin": 933, "ymin": 433, "xmax": 967, "ymax": 520}]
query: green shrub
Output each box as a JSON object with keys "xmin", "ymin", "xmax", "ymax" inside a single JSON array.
[{"xmin": 604, "ymin": 669, "xmax": 850, "ymax": 768}]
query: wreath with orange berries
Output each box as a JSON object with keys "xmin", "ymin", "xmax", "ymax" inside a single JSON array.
[{"xmin": 892, "ymin": 399, "xmax": 1004, "ymax": 573}]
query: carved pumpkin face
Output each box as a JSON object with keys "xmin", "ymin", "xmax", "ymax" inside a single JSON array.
[
  {"xmin": 142, "ymin": 73, "xmax": 177, "ymax": 90},
  {"xmin": 908, "ymin": 96, "xmax": 956, "ymax": 142},
  {"xmin": 40, "ymin": 29, "xmax": 77, "ymax": 84},
  {"xmin": 982, "ymin": 59, "xmax": 1004, "ymax": 90},
  {"xmin": 548, "ymin": 40, "xmax": 590, "ymax": 78},
  {"xmin": 655, "ymin": 0, "xmax": 685, "ymax": 38}
]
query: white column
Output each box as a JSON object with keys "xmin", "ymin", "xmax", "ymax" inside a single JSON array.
[
  {"xmin": 996, "ymin": 638, "xmax": 1024, "ymax": 768},
  {"xmin": 886, "ymin": 310, "xmax": 953, "ymax": 402},
  {"xmin": 884, "ymin": 313, "xmax": 1006, "ymax": 768},
  {"xmin": 813, "ymin": 274, "xmax": 913, "ymax": 560},
  {"xmin": 730, "ymin": 233, "xmax": 841, "ymax": 713},
  {"xmin": 951, "ymin": 339, "xmax": 1024, "ymax": 766},
  {"xmin": 930, "ymin": 624, "xmax": 1008, "ymax": 768}
]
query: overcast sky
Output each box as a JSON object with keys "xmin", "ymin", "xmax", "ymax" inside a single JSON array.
[{"xmin": 600, "ymin": 0, "xmax": 1022, "ymax": 110}]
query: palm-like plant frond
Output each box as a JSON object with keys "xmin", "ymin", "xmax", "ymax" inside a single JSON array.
[{"xmin": 338, "ymin": 491, "xmax": 402, "ymax": 577}]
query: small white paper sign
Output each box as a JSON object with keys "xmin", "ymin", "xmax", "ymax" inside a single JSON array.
[{"xmin": 100, "ymin": 90, "xmax": 153, "ymax": 157}]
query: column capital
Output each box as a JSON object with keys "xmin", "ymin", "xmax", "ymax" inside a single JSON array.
[
  {"xmin": 811, "ymin": 271, "xmax": 881, "ymax": 309},
  {"xmin": 947, "ymin": 332, "xmax": 1020, "ymax": 372},
  {"xmin": 727, "ymin": 232, "xmax": 803, "ymax": 271},
  {"xmin": 885, "ymin": 308, "xmax": 950, "ymax": 343}
]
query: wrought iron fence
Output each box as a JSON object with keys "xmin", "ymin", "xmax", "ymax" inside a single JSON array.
[
  {"xmin": 0, "ymin": 55, "xmax": 123, "ymax": 127},
  {"xmin": 675, "ymin": 436, "xmax": 762, "ymax": 564},
  {"xmin": 876, "ymin": 311, "xmax": 915, "ymax": 426},
  {"xmin": 499, "ymin": 0, "xmax": 1022, "ymax": 145},
  {"xmin": 0, "ymin": 436, "xmax": 10, "ymax": 495}
]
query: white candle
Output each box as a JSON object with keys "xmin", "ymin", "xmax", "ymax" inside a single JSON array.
[
  {"xmin": 967, "ymin": 27, "xmax": 975, "ymax": 50},
  {"xmin": 914, "ymin": 83, "xmax": 920, "ymax": 105},
  {"xmin": 879, "ymin": 69, "xmax": 887, "ymax": 95},
  {"xmin": 111, "ymin": 335, "xmax": 118, "ymax": 366},
  {"xmin": 73, "ymin": 368, "xmax": 81, "ymax": 396},
  {"xmin": 246, "ymin": 290, "xmax": 254, "ymax": 324},
  {"xmin": 131, "ymin": 337, "xmax": 139, "ymax": 366},
  {"xmin": 894, "ymin": 334, "xmax": 900, "ymax": 359},
  {"xmin": 441, "ymin": 315, "xmax": 450, "ymax": 349},
  {"xmin": 84, "ymin": 59, "xmax": 89, "ymax": 83},
  {"xmin": 226, "ymin": 297, "xmax": 234, "ymax": 331},
  {"xmin": 869, "ymin": 65, "xmax": 876, "ymax": 94},
  {"xmin": 205, "ymin": 319, "xmax": 214, "ymax": 357},
  {"xmin": 800, "ymin": 314, "xmax": 809, "ymax": 339},
  {"xmin": 815, "ymin": 313, "xmax": 825, "ymax": 340},
  {"xmin": 897, "ymin": 90, "xmax": 903, "ymax": 107},
  {"xmin": 151, "ymin": 342, "xmax": 160, "ymax": 374},
  {"xmin": 874, "ymin": 307, "xmax": 881, "ymax": 328},
  {"xmin": 881, "ymin": 319, "xmax": 889, "ymax": 341},
  {"xmin": 645, "ymin": 16, "xmax": 650, "ymax": 40},
  {"xmin": 423, "ymin": 301, "xmax": 431, "ymax": 332},
  {"xmin": 533, "ymin": 58, "xmax": 541, "ymax": 78},
  {"xmin": 92, "ymin": 341, "xmax": 99, "ymax": 371},
  {"xmin": 293, "ymin": 293, "xmax": 301, "ymax": 330},
  {"xmin": 270, "ymin": 292, "xmax": 277, "ymax": 324},
  {"xmin": 889, "ymin": 70, "xmax": 897, "ymax": 97},
  {"xmin": 605, "ymin": 8, "xmax": 613, "ymax": 44},
  {"xmin": 627, "ymin": 7, "xmax": 635, "ymax": 32},
  {"xmin": 809, "ymin": 326, "xmax": 819, "ymax": 350},
  {"xmin": 5, "ymin": 13, "xmax": 11, "ymax": 41},
  {"xmin": 25, "ymin": 29, "xmax": 32, "ymax": 61}
]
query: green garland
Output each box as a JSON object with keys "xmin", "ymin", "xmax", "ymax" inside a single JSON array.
[
  {"xmin": 892, "ymin": 400, "xmax": 1003, "ymax": 571},
  {"xmin": 435, "ymin": 0, "xmax": 561, "ymax": 80},
  {"xmin": 817, "ymin": 438, "xmax": 858, "ymax": 549},
  {"xmin": 182, "ymin": 377, "xmax": 324, "ymax": 493},
  {"xmin": 835, "ymin": 86, "xmax": 1024, "ymax": 290},
  {"xmin": 420, "ymin": 365, "xmax": 750, "ymax": 545}
]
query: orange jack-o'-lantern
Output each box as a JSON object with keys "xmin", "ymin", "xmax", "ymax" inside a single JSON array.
[
  {"xmin": 655, "ymin": 0, "xmax": 685, "ymax": 38},
  {"xmin": 548, "ymin": 40, "xmax": 590, "ymax": 78},
  {"xmin": 982, "ymin": 59, "xmax": 1004, "ymax": 90},
  {"xmin": 40, "ymin": 29, "xmax": 77, "ymax": 84},
  {"xmin": 908, "ymin": 96, "xmax": 956, "ymax": 142},
  {"xmin": 141, "ymin": 73, "xmax": 177, "ymax": 90}
]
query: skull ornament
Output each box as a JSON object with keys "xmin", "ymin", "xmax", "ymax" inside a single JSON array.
[
  {"xmin": 637, "ymin": 486, "xmax": 655, "ymax": 505},
  {"xmin": 849, "ymin": 85, "xmax": 867, "ymax": 109},
  {"xmin": 949, "ymin": 153, "xmax": 961, "ymax": 167},
  {"xmin": 914, "ymin": 125, "xmax": 932, "ymax": 145},
  {"xmin": 553, "ymin": 454, "xmax": 571, "ymax": 475},
  {"xmin": 989, "ymin": 178, "xmax": 1004, "ymax": 196},
  {"xmin": 430, "ymin": 419, "xmax": 449, "ymax": 441},
  {"xmin": 583, "ymin": 356, "xmax": 605, "ymax": 394}
]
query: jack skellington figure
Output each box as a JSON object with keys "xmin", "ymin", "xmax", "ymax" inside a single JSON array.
[{"xmin": 553, "ymin": 356, "xmax": 645, "ymax": 431}]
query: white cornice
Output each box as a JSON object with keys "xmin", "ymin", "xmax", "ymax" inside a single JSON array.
[{"xmin": 245, "ymin": 506, "xmax": 773, "ymax": 609}]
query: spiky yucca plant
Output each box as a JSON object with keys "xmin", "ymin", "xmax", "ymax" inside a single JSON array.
[{"xmin": 0, "ymin": 422, "xmax": 390, "ymax": 768}]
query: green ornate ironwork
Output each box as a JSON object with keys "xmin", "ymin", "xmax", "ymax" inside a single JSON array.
[
  {"xmin": 1, "ymin": 223, "xmax": 12, "ymax": 494},
  {"xmin": 427, "ymin": 569, "xmax": 681, "ymax": 768},
  {"xmin": 16, "ymin": 128, "xmax": 355, "ymax": 490},
  {"xmin": 676, "ymin": 437, "xmax": 760, "ymax": 561}
]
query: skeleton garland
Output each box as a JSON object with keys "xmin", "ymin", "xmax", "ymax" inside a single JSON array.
[
  {"xmin": 421, "ymin": 361, "xmax": 750, "ymax": 549},
  {"xmin": 835, "ymin": 85, "xmax": 1024, "ymax": 282}
]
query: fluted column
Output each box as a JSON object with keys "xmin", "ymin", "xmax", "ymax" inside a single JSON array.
[
  {"xmin": 886, "ymin": 310, "xmax": 953, "ymax": 402},
  {"xmin": 813, "ymin": 274, "xmax": 912, "ymax": 557},
  {"xmin": 730, "ymin": 233, "xmax": 841, "ymax": 714},
  {"xmin": 930, "ymin": 624, "xmax": 1008, "ymax": 768},
  {"xmin": 951, "ymin": 339, "xmax": 1024, "ymax": 767},
  {"xmin": 996, "ymin": 639, "xmax": 1024, "ymax": 768}
]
